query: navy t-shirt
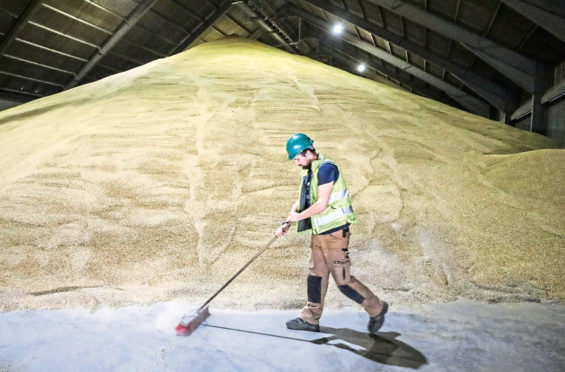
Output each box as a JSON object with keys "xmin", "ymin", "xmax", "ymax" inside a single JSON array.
[{"xmin": 318, "ymin": 162, "xmax": 339, "ymax": 185}]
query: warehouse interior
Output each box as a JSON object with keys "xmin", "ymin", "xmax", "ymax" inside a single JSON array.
[
  {"xmin": 1, "ymin": 1, "xmax": 565, "ymax": 370},
  {"xmin": 1, "ymin": 0, "xmax": 565, "ymax": 145}
]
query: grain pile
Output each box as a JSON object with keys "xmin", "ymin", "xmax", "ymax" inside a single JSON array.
[{"xmin": 0, "ymin": 38, "xmax": 563, "ymax": 312}]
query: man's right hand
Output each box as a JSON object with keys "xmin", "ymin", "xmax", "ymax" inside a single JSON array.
[{"xmin": 275, "ymin": 221, "xmax": 291, "ymax": 237}]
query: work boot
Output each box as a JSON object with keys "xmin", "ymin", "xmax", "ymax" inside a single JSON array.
[
  {"xmin": 368, "ymin": 301, "xmax": 388, "ymax": 334},
  {"xmin": 286, "ymin": 317, "xmax": 320, "ymax": 332}
]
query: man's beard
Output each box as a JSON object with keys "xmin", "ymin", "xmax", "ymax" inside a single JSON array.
[{"xmin": 301, "ymin": 159, "xmax": 312, "ymax": 170}]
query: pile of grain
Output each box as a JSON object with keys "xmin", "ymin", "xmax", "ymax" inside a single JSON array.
[{"xmin": 0, "ymin": 38, "xmax": 563, "ymax": 311}]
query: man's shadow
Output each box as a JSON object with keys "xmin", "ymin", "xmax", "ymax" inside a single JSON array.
[
  {"xmin": 204, "ymin": 323, "xmax": 426, "ymax": 369},
  {"xmin": 315, "ymin": 326, "xmax": 427, "ymax": 369}
]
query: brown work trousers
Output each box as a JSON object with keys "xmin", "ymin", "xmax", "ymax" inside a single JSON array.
[{"xmin": 300, "ymin": 230, "xmax": 382, "ymax": 324}]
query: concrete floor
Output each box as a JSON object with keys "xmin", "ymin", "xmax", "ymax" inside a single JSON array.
[{"xmin": 1, "ymin": 300, "xmax": 564, "ymax": 371}]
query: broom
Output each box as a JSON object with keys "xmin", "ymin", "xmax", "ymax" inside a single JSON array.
[{"xmin": 175, "ymin": 221, "xmax": 294, "ymax": 336}]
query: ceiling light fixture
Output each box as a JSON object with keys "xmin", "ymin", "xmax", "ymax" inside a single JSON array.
[
  {"xmin": 357, "ymin": 63, "xmax": 366, "ymax": 73},
  {"xmin": 332, "ymin": 23, "xmax": 344, "ymax": 35}
]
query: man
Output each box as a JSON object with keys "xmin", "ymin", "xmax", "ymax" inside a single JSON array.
[{"xmin": 276, "ymin": 133, "xmax": 388, "ymax": 334}]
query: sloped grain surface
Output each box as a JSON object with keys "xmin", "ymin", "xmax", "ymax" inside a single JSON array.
[{"xmin": 0, "ymin": 38, "xmax": 563, "ymax": 311}]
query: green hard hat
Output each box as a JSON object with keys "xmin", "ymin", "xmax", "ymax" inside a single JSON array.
[{"xmin": 286, "ymin": 133, "xmax": 314, "ymax": 160}]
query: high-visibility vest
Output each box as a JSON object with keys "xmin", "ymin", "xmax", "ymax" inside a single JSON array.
[{"xmin": 297, "ymin": 155, "xmax": 357, "ymax": 234}]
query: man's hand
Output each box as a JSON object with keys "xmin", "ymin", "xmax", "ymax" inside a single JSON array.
[
  {"xmin": 285, "ymin": 183, "xmax": 333, "ymax": 225},
  {"xmin": 275, "ymin": 221, "xmax": 292, "ymax": 237}
]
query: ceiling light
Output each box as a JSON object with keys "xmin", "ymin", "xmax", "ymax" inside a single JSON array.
[
  {"xmin": 332, "ymin": 23, "xmax": 344, "ymax": 35},
  {"xmin": 357, "ymin": 63, "xmax": 366, "ymax": 73}
]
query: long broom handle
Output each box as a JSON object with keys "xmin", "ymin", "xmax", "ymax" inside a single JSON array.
[{"xmin": 197, "ymin": 221, "xmax": 294, "ymax": 312}]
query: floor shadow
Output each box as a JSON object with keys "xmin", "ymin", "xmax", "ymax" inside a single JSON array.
[
  {"xmin": 316, "ymin": 326, "xmax": 427, "ymax": 369},
  {"xmin": 205, "ymin": 322, "xmax": 427, "ymax": 369}
]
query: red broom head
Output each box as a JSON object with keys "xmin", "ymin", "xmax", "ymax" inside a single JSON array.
[{"xmin": 175, "ymin": 306, "xmax": 211, "ymax": 336}]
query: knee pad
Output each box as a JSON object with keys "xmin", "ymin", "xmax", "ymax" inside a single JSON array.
[
  {"xmin": 338, "ymin": 285, "xmax": 365, "ymax": 304},
  {"xmin": 307, "ymin": 275, "xmax": 322, "ymax": 303}
]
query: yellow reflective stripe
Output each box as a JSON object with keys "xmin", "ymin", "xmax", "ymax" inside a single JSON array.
[{"xmin": 313, "ymin": 206, "xmax": 354, "ymax": 227}]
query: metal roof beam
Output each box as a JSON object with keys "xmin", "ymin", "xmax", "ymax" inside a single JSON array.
[
  {"xmin": 500, "ymin": 0, "xmax": 565, "ymax": 43},
  {"xmin": 296, "ymin": 1, "xmax": 512, "ymax": 113},
  {"xmin": 235, "ymin": 1, "xmax": 295, "ymax": 53},
  {"xmin": 510, "ymin": 100, "xmax": 531, "ymax": 121},
  {"xmin": 41, "ymin": 3, "xmax": 113, "ymax": 35},
  {"xmin": 0, "ymin": 0, "xmax": 42, "ymax": 56},
  {"xmin": 28, "ymin": 21, "xmax": 100, "ymax": 49},
  {"xmin": 0, "ymin": 70, "xmax": 64, "ymax": 88},
  {"xmin": 327, "ymin": 41, "xmax": 453, "ymax": 105},
  {"xmin": 82, "ymin": 0, "xmax": 177, "ymax": 47},
  {"xmin": 364, "ymin": 0, "xmax": 537, "ymax": 92},
  {"xmin": 511, "ymin": 79, "xmax": 565, "ymax": 121},
  {"xmin": 82, "ymin": 0, "xmax": 126, "ymax": 21},
  {"xmin": 170, "ymin": 0, "xmax": 203, "ymax": 22},
  {"xmin": 109, "ymin": 52, "xmax": 146, "ymax": 66},
  {"xmin": 15, "ymin": 38, "xmax": 88, "ymax": 62},
  {"xmin": 150, "ymin": 9, "xmax": 190, "ymax": 34},
  {"xmin": 252, "ymin": 0, "xmax": 303, "ymax": 53},
  {"xmin": 511, "ymin": 63, "xmax": 555, "ymax": 133},
  {"xmin": 170, "ymin": 0, "xmax": 232, "ymax": 54},
  {"xmin": 0, "ymin": 5, "xmax": 18, "ymax": 17},
  {"xmin": 542, "ymin": 79, "xmax": 565, "ymax": 104},
  {"xmin": 323, "ymin": 43, "xmax": 455, "ymax": 106},
  {"xmin": 66, "ymin": 0, "xmax": 160, "ymax": 89},
  {"xmin": 96, "ymin": 63, "xmax": 121, "ymax": 74},
  {"xmin": 291, "ymin": 6, "xmax": 490, "ymax": 117},
  {"xmin": 3, "ymin": 54, "xmax": 76, "ymax": 76},
  {"xmin": 211, "ymin": 25, "xmax": 226, "ymax": 36},
  {"xmin": 121, "ymin": 39, "xmax": 166, "ymax": 58},
  {"xmin": 516, "ymin": 24, "xmax": 538, "ymax": 51},
  {"xmin": 248, "ymin": 27, "xmax": 264, "ymax": 40},
  {"xmin": 483, "ymin": 2, "xmax": 501, "ymax": 38},
  {"xmin": 0, "ymin": 87, "xmax": 43, "ymax": 98},
  {"xmin": 224, "ymin": 13, "xmax": 251, "ymax": 35}
]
